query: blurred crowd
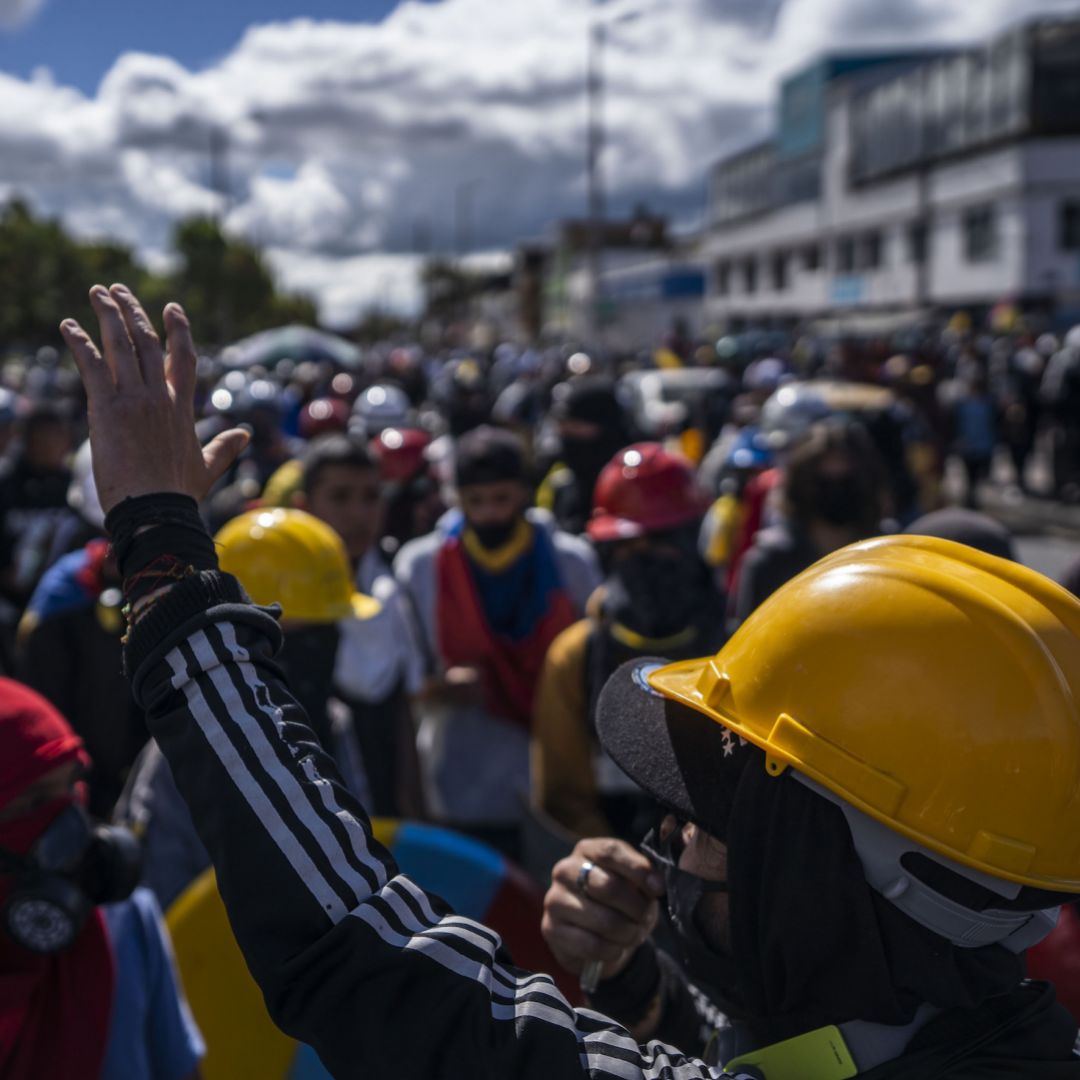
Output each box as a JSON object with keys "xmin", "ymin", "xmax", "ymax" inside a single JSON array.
[
  {"xmin": 4, "ymin": 315, "xmax": 1080, "ymax": 1074},
  {"xmin": 1, "ymin": 320, "xmax": 1079, "ymax": 847}
]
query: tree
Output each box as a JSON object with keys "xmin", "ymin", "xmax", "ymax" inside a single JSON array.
[{"xmin": 0, "ymin": 203, "xmax": 318, "ymax": 351}]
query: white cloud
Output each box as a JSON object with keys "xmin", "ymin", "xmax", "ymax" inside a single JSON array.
[
  {"xmin": 0, "ymin": 0, "xmax": 1077, "ymax": 321},
  {"xmin": 0, "ymin": 0, "xmax": 44, "ymax": 31}
]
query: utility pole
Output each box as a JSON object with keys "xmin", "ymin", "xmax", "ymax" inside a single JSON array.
[
  {"xmin": 454, "ymin": 179, "xmax": 481, "ymax": 261},
  {"xmin": 586, "ymin": 21, "xmax": 606, "ymax": 342},
  {"xmin": 208, "ymin": 126, "xmax": 230, "ymax": 214}
]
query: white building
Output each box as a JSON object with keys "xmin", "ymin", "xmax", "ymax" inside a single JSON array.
[{"xmin": 701, "ymin": 17, "xmax": 1080, "ymax": 331}]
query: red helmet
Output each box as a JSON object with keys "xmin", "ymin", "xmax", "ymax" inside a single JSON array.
[
  {"xmin": 588, "ymin": 443, "xmax": 708, "ymax": 543},
  {"xmin": 370, "ymin": 427, "xmax": 432, "ymax": 483},
  {"xmin": 299, "ymin": 397, "xmax": 350, "ymax": 440}
]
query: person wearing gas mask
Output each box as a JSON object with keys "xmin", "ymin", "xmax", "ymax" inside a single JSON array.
[
  {"xmin": 532, "ymin": 444, "xmax": 726, "ymax": 842},
  {"xmin": 395, "ymin": 424, "xmax": 599, "ymax": 855},
  {"xmin": 0, "ymin": 677, "xmax": 203, "ymax": 1080},
  {"xmin": 536, "ymin": 376, "xmax": 632, "ymax": 536},
  {"xmin": 115, "ymin": 507, "xmax": 380, "ymax": 910},
  {"xmin": 61, "ymin": 282, "xmax": 1080, "ymax": 1080},
  {"xmin": 733, "ymin": 419, "xmax": 887, "ymax": 624}
]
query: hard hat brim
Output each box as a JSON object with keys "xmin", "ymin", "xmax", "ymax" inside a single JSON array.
[{"xmin": 350, "ymin": 592, "xmax": 382, "ymax": 621}]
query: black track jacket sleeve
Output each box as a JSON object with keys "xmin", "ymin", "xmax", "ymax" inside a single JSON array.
[{"xmin": 127, "ymin": 571, "xmax": 748, "ymax": 1080}]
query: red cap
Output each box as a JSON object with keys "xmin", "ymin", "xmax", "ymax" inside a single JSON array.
[
  {"xmin": 0, "ymin": 679, "xmax": 88, "ymax": 810},
  {"xmin": 587, "ymin": 443, "xmax": 708, "ymax": 543},
  {"xmin": 299, "ymin": 398, "xmax": 350, "ymax": 440},
  {"xmin": 370, "ymin": 428, "xmax": 432, "ymax": 483}
]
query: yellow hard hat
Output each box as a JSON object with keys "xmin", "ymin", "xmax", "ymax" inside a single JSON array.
[
  {"xmin": 646, "ymin": 535, "xmax": 1080, "ymax": 893},
  {"xmin": 215, "ymin": 508, "xmax": 380, "ymax": 624}
]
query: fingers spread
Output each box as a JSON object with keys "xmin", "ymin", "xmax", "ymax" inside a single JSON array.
[
  {"xmin": 60, "ymin": 319, "xmax": 112, "ymax": 397},
  {"xmin": 110, "ymin": 284, "xmax": 165, "ymax": 389},
  {"xmin": 163, "ymin": 303, "xmax": 197, "ymax": 407},
  {"xmin": 89, "ymin": 285, "xmax": 141, "ymax": 391}
]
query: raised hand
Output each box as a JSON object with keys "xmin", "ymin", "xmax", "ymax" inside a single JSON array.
[{"xmin": 60, "ymin": 284, "xmax": 249, "ymax": 513}]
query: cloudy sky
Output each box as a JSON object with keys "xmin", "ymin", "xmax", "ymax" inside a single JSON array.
[{"xmin": 1, "ymin": 0, "xmax": 1078, "ymax": 325}]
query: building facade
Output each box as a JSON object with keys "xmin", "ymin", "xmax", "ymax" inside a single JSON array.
[{"xmin": 701, "ymin": 17, "xmax": 1080, "ymax": 331}]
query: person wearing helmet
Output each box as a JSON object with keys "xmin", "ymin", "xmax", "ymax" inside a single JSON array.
[
  {"xmin": 536, "ymin": 377, "xmax": 632, "ymax": 536},
  {"xmin": 64, "ymin": 284, "xmax": 1080, "ymax": 1079},
  {"xmin": 395, "ymin": 425, "xmax": 600, "ymax": 855},
  {"xmin": 114, "ymin": 507, "xmax": 379, "ymax": 911},
  {"xmin": 201, "ymin": 375, "xmax": 301, "ymax": 532},
  {"xmin": 733, "ymin": 420, "xmax": 889, "ymax": 624},
  {"xmin": 350, "ymin": 383, "xmax": 413, "ymax": 441},
  {"xmin": 542, "ymin": 537, "xmax": 1080, "ymax": 1073},
  {"xmin": 0, "ymin": 680, "xmax": 203, "ymax": 1080},
  {"xmin": 298, "ymin": 397, "xmax": 351, "ymax": 442},
  {"xmin": 368, "ymin": 427, "xmax": 444, "ymax": 553},
  {"xmin": 698, "ymin": 427, "xmax": 774, "ymax": 589},
  {"xmin": 531, "ymin": 445, "xmax": 725, "ymax": 843}
]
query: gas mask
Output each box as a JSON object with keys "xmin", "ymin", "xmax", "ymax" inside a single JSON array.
[{"xmin": 0, "ymin": 802, "xmax": 142, "ymax": 954}]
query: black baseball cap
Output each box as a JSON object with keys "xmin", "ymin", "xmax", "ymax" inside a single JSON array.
[{"xmin": 595, "ymin": 657, "xmax": 757, "ymax": 841}]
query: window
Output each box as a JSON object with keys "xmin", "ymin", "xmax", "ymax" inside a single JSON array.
[
  {"xmin": 743, "ymin": 257, "xmax": 758, "ymax": 294},
  {"xmin": 836, "ymin": 236, "xmax": 856, "ymax": 274},
  {"xmin": 715, "ymin": 260, "xmax": 732, "ymax": 296},
  {"xmin": 1061, "ymin": 200, "xmax": 1080, "ymax": 251},
  {"xmin": 859, "ymin": 231, "xmax": 883, "ymax": 271},
  {"xmin": 770, "ymin": 252, "xmax": 789, "ymax": 292},
  {"xmin": 963, "ymin": 205, "xmax": 999, "ymax": 263},
  {"xmin": 803, "ymin": 243, "xmax": 822, "ymax": 271},
  {"xmin": 908, "ymin": 221, "xmax": 929, "ymax": 264}
]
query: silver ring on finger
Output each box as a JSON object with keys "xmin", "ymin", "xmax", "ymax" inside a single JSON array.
[{"xmin": 577, "ymin": 859, "xmax": 596, "ymax": 897}]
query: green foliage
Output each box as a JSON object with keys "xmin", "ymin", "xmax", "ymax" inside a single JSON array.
[{"xmin": 0, "ymin": 202, "xmax": 318, "ymax": 350}]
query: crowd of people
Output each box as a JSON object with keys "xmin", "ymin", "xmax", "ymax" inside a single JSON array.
[{"xmin": 3, "ymin": 285, "xmax": 1080, "ymax": 1077}]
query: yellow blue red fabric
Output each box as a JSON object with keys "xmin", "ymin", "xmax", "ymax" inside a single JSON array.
[{"xmin": 435, "ymin": 519, "xmax": 577, "ymax": 730}]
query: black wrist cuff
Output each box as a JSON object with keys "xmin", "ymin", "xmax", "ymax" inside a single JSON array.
[
  {"xmin": 105, "ymin": 493, "xmax": 216, "ymax": 577},
  {"xmin": 586, "ymin": 941, "xmax": 662, "ymax": 1025},
  {"xmin": 123, "ymin": 569, "xmax": 258, "ymax": 678}
]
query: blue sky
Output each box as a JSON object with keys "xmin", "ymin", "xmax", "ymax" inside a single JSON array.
[{"xmin": 0, "ymin": 0, "xmax": 413, "ymax": 92}]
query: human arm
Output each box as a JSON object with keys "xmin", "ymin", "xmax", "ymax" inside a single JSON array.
[{"xmin": 60, "ymin": 283, "xmax": 754, "ymax": 1080}]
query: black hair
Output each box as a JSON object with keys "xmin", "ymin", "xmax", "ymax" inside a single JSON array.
[
  {"xmin": 454, "ymin": 425, "xmax": 527, "ymax": 488},
  {"xmin": 301, "ymin": 434, "xmax": 377, "ymax": 495}
]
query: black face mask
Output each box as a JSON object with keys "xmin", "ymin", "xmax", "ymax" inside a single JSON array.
[
  {"xmin": 0, "ymin": 803, "xmax": 142, "ymax": 954},
  {"xmin": 642, "ymin": 826, "xmax": 747, "ymax": 1019},
  {"xmin": 468, "ymin": 519, "xmax": 519, "ymax": 551},
  {"xmin": 812, "ymin": 475, "xmax": 870, "ymax": 529},
  {"xmin": 561, "ymin": 436, "xmax": 619, "ymax": 491},
  {"xmin": 607, "ymin": 549, "xmax": 709, "ymax": 640},
  {"xmin": 278, "ymin": 624, "xmax": 340, "ymax": 750}
]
